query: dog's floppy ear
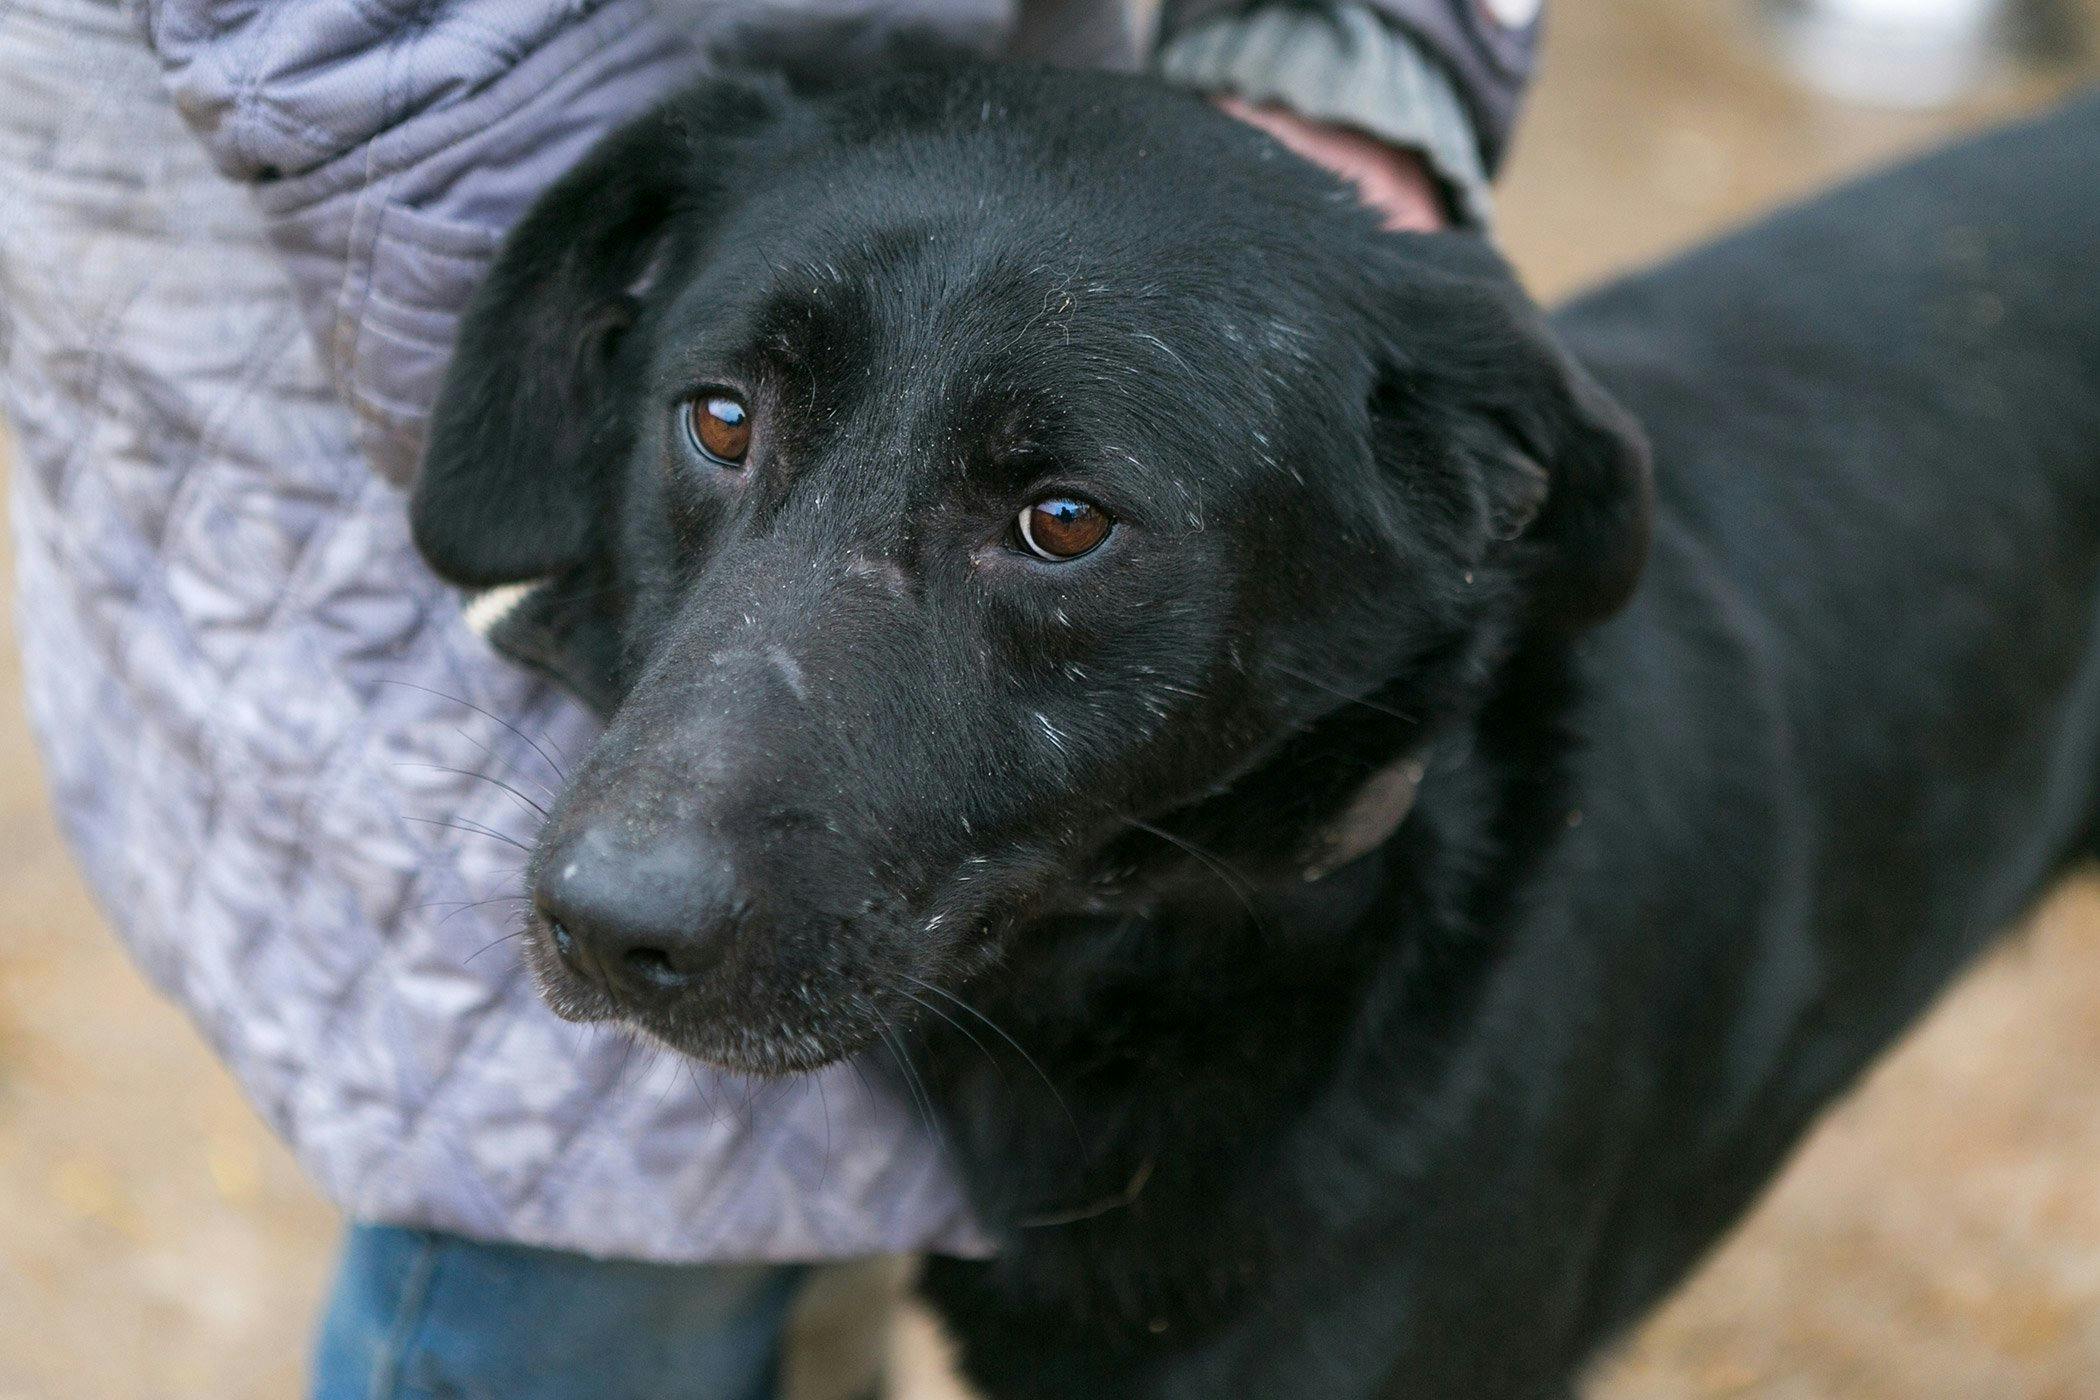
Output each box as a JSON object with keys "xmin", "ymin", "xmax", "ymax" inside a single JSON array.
[
  {"xmin": 413, "ymin": 79, "xmax": 783, "ymax": 586},
  {"xmin": 1371, "ymin": 237, "xmax": 1653, "ymax": 631}
]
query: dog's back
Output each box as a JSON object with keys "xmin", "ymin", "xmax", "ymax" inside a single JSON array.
[
  {"xmin": 1538, "ymin": 92, "xmax": 2100, "ymax": 1341},
  {"xmin": 1583, "ymin": 86, "xmax": 2100, "ymax": 937}
]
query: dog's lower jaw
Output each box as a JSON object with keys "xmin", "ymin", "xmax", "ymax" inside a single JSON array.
[{"xmin": 642, "ymin": 1016, "xmax": 869, "ymax": 1077}]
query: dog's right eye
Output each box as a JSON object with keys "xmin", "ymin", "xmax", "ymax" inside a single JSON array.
[{"xmin": 685, "ymin": 394, "xmax": 751, "ymax": 467}]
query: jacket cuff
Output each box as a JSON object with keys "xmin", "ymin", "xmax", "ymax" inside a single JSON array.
[
  {"xmin": 1157, "ymin": 5, "xmax": 1494, "ymax": 227},
  {"xmin": 1156, "ymin": 0, "xmax": 1538, "ymax": 174}
]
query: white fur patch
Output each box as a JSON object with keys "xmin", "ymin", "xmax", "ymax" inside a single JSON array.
[{"xmin": 460, "ymin": 580, "xmax": 542, "ymax": 639}]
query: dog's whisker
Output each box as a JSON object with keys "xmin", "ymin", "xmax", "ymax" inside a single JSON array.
[
  {"xmin": 845, "ymin": 1052, "xmax": 883, "ymax": 1118},
  {"xmin": 1266, "ymin": 659, "xmax": 1418, "ymax": 726},
  {"xmin": 876, "ymin": 1019, "xmax": 940, "ymax": 1137},
  {"xmin": 603, "ymin": 1022, "xmax": 640, "ymax": 1088},
  {"xmin": 451, "ymin": 725, "xmax": 560, "ymax": 804},
  {"xmin": 463, "ymin": 927, "xmax": 529, "ymax": 964},
  {"xmin": 435, "ymin": 893, "xmax": 531, "ymax": 930},
  {"xmin": 403, "ymin": 814, "xmax": 533, "ymax": 854},
  {"xmin": 398, "ymin": 761, "xmax": 549, "ymax": 819},
  {"xmin": 1116, "ymin": 812, "xmax": 1265, "ymax": 931},
  {"xmin": 885, "ymin": 977, "xmax": 1008, "ymax": 1085},
  {"xmin": 894, "ymin": 971, "xmax": 1084, "ymax": 1151},
  {"xmin": 683, "ymin": 1057, "xmax": 729, "ymax": 1129},
  {"xmin": 814, "ymin": 1068, "xmax": 835, "ymax": 1194},
  {"xmin": 378, "ymin": 678, "xmax": 571, "ymax": 780},
  {"xmin": 413, "ymin": 890, "xmax": 527, "ymax": 913},
  {"xmin": 642, "ymin": 1035, "xmax": 686, "ymax": 1116}
]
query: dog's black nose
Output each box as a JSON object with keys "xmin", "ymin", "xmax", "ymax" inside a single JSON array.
[{"xmin": 534, "ymin": 826, "xmax": 740, "ymax": 1001}]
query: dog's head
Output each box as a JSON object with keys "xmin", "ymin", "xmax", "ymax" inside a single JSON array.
[{"xmin": 414, "ymin": 67, "xmax": 1650, "ymax": 1073}]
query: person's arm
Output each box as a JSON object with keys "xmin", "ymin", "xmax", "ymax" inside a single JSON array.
[{"xmin": 1155, "ymin": 0, "xmax": 1541, "ymax": 229}]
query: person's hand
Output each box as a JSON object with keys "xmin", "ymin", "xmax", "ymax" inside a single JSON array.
[{"xmin": 1216, "ymin": 97, "xmax": 1447, "ymax": 233}]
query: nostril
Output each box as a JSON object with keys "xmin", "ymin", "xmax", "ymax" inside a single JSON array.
[
  {"xmin": 547, "ymin": 918, "xmax": 583, "ymax": 970},
  {"xmin": 620, "ymin": 944, "xmax": 695, "ymax": 989}
]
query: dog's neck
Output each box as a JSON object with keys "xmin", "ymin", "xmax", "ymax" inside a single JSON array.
[{"xmin": 915, "ymin": 639, "xmax": 1582, "ymax": 1330}]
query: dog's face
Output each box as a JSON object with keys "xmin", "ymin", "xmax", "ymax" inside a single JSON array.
[{"xmin": 415, "ymin": 68, "xmax": 1649, "ymax": 1074}]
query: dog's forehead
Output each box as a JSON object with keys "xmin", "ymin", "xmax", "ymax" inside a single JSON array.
[
  {"xmin": 649, "ymin": 141, "xmax": 1350, "ymax": 493},
  {"xmin": 783, "ymin": 215, "xmax": 1311, "ymax": 377},
  {"xmin": 706, "ymin": 126, "xmax": 1304, "ymax": 317}
]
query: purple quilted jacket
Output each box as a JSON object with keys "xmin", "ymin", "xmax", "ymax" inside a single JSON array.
[{"xmin": 0, "ymin": 0, "xmax": 1532, "ymax": 1260}]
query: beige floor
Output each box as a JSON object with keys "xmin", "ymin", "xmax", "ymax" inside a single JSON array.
[{"xmin": 2, "ymin": 2, "xmax": 2098, "ymax": 1396}]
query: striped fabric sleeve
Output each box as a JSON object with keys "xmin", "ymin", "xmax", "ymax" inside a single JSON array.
[{"xmin": 1157, "ymin": 3, "xmax": 1505, "ymax": 226}]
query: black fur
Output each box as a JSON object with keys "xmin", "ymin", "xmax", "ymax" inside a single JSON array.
[{"xmin": 415, "ymin": 71, "xmax": 2100, "ymax": 1398}]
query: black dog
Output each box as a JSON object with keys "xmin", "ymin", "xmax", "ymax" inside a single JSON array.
[{"xmin": 413, "ymin": 70, "xmax": 2100, "ymax": 1399}]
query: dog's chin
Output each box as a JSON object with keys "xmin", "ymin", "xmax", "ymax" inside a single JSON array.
[{"xmin": 626, "ymin": 1016, "xmax": 870, "ymax": 1077}]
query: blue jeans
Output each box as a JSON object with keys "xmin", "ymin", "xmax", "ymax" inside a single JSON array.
[{"xmin": 312, "ymin": 1224, "xmax": 807, "ymax": 1400}]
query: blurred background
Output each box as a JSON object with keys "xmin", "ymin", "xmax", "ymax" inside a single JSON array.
[{"xmin": 2, "ymin": 0, "xmax": 2098, "ymax": 1395}]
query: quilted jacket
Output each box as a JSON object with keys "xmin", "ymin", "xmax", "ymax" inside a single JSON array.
[{"xmin": 0, "ymin": 0, "xmax": 1534, "ymax": 1261}]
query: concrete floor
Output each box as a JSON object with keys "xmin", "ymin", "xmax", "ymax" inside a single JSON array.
[{"xmin": 2, "ymin": 1, "xmax": 2097, "ymax": 1396}]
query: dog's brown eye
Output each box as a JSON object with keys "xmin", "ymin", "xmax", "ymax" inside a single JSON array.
[
  {"xmin": 686, "ymin": 394, "xmax": 750, "ymax": 466},
  {"xmin": 1017, "ymin": 497, "xmax": 1111, "ymax": 561}
]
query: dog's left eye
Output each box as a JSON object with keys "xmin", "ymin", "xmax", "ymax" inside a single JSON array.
[
  {"xmin": 1017, "ymin": 497, "xmax": 1112, "ymax": 561},
  {"xmin": 685, "ymin": 394, "xmax": 751, "ymax": 467}
]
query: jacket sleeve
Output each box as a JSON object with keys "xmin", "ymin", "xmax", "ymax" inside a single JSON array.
[
  {"xmin": 143, "ymin": 1, "xmax": 704, "ymax": 487},
  {"xmin": 1154, "ymin": 0, "xmax": 1540, "ymax": 225}
]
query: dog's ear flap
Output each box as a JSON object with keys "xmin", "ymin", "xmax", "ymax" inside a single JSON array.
[
  {"xmin": 413, "ymin": 80, "xmax": 782, "ymax": 586},
  {"xmin": 1372, "ymin": 238, "xmax": 1654, "ymax": 631}
]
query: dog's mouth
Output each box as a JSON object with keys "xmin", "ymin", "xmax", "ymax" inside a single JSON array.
[
  {"xmin": 517, "ymin": 868, "xmax": 1045, "ymax": 1077},
  {"xmin": 520, "ymin": 921, "xmax": 896, "ymax": 1074}
]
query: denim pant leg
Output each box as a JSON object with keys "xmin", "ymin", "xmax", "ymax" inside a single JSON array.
[{"xmin": 312, "ymin": 1224, "xmax": 808, "ymax": 1400}]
